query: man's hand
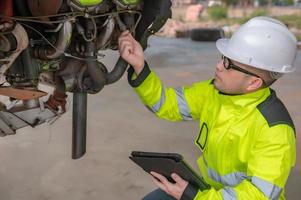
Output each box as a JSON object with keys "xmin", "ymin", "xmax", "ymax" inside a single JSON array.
[
  {"xmin": 150, "ymin": 171, "xmax": 188, "ymax": 200},
  {"xmin": 118, "ymin": 30, "xmax": 144, "ymax": 75}
]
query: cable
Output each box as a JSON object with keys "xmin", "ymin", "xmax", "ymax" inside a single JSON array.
[
  {"xmin": 90, "ymin": 10, "xmax": 142, "ymax": 34},
  {"xmin": 1, "ymin": 16, "xmax": 79, "ymax": 24},
  {"xmin": 0, "ymin": 12, "xmax": 84, "ymax": 24}
]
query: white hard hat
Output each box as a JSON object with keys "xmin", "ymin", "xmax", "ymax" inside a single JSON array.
[{"xmin": 216, "ymin": 16, "xmax": 297, "ymax": 73}]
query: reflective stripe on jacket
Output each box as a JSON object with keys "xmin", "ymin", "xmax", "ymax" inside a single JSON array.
[{"xmin": 128, "ymin": 63, "xmax": 296, "ymax": 200}]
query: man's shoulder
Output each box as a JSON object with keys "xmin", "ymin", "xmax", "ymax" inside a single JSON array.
[
  {"xmin": 190, "ymin": 79, "xmax": 216, "ymax": 90},
  {"xmin": 256, "ymin": 89, "xmax": 295, "ymax": 133},
  {"xmin": 186, "ymin": 79, "xmax": 218, "ymax": 98}
]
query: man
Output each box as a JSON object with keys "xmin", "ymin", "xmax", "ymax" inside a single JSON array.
[{"xmin": 118, "ymin": 16, "xmax": 297, "ymax": 200}]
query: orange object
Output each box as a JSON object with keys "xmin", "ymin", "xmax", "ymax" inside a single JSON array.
[{"xmin": 0, "ymin": 87, "xmax": 47, "ymax": 100}]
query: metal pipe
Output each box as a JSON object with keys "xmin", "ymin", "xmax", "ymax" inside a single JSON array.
[
  {"xmin": 105, "ymin": 56, "xmax": 128, "ymax": 85},
  {"xmin": 85, "ymin": 42, "xmax": 106, "ymax": 93},
  {"xmin": 46, "ymin": 21, "xmax": 72, "ymax": 59},
  {"xmin": 72, "ymin": 92, "xmax": 87, "ymax": 159}
]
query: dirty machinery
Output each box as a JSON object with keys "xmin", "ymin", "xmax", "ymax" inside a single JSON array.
[{"xmin": 0, "ymin": 0, "xmax": 172, "ymax": 159}]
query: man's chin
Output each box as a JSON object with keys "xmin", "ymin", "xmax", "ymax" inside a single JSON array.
[
  {"xmin": 213, "ymin": 79, "xmax": 221, "ymax": 91},
  {"xmin": 213, "ymin": 80, "xmax": 229, "ymax": 94}
]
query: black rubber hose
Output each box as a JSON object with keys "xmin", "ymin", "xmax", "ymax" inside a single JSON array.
[
  {"xmin": 104, "ymin": 13, "xmax": 134, "ymax": 85},
  {"xmin": 134, "ymin": 0, "xmax": 172, "ymax": 43},
  {"xmin": 105, "ymin": 56, "xmax": 128, "ymax": 85},
  {"xmin": 106, "ymin": 0, "xmax": 172, "ymax": 85}
]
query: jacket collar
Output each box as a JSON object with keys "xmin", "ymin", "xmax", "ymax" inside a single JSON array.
[{"xmin": 217, "ymin": 87, "xmax": 271, "ymax": 108}]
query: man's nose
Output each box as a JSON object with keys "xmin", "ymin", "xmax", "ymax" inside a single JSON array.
[{"xmin": 216, "ymin": 60, "xmax": 224, "ymax": 71}]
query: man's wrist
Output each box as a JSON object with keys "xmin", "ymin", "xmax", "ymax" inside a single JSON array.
[
  {"xmin": 132, "ymin": 62, "xmax": 145, "ymax": 75},
  {"xmin": 127, "ymin": 61, "xmax": 151, "ymax": 88},
  {"xmin": 180, "ymin": 183, "xmax": 198, "ymax": 200}
]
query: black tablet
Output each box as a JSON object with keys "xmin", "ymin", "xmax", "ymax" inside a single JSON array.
[{"xmin": 129, "ymin": 151, "xmax": 210, "ymax": 190}]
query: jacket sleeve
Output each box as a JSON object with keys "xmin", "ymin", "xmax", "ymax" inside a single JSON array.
[
  {"xmin": 127, "ymin": 63, "xmax": 213, "ymax": 121},
  {"xmin": 181, "ymin": 180, "xmax": 269, "ymax": 200},
  {"xmin": 181, "ymin": 124, "xmax": 296, "ymax": 200}
]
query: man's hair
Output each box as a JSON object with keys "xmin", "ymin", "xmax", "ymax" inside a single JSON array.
[{"xmin": 258, "ymin": 69, "xmax": 283, "ymax": 87}]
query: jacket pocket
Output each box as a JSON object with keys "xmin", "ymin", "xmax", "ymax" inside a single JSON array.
[{"xmin": 195, "ymin": 122, "xmax": 208, "ymax": 151}]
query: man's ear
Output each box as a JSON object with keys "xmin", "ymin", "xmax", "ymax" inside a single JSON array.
[{"xmin": 246, "ymin": 77, "xmax": 263, "ymax": 92}]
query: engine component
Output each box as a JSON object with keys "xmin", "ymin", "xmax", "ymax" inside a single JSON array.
[
  {"xmin": 46, "ymin": 90, "xmax": 67, "ymax": 112},
  {"xmin": 112, "ymin": 0, "xmax": 141, "ymax": 9},
  {"xmin": 6, "ymin": 48, "xmax": 40, "ymax": 87},
  {"xmin": 0, "ymin": 23, "xmax": 29, "ymax": 78},
  {"xmin": 32, "ymin": 21, "xmax": 73, "ymax": 60},
  {"xmin": 0, "ymin": 102, "xmax": 57, "ymax": 136},
  {"xmin": 27, "ymin": 0, "xmax": 63, "ymax": 18},
  {"xmin": 76, "ymin": 0, "xmax": 103, "ymax": 6},
  {"xmin": 118, "ymin": 0, "xmax": 141, "ymax": 5},
  {"xmin": 96, "ymin": 16, "xmax": 115, "ymax": 49},
  {"xmin": 68, "ymin": 0, "xmax": 108, "ymax": 13},
  {"xmin": 0, "ymin": 0, "xmax": 172, "ymax": 159}
]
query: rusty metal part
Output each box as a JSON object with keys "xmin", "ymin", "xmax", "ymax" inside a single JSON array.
[
  {"xmin": 0, "ymin": 0, "xmax": 13, "ymax": 21},
  {"xmin": 0, "ymin": 87, "xmax": 47, "ymax": 100},
  {"xmin": 27, "ymin": 0, "xmax": 63, "ymax": 19},
  {"xmin": 46, "ymin": 90, "xmax": 67, "ymax": 112}
]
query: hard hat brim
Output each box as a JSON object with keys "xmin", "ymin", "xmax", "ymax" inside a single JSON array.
[{"xmin": 216, "ymin": 38, "xmax": 232, "ymax": 60}]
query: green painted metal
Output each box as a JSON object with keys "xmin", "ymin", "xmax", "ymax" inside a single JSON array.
[
  {"xmin": 79, "ymin": 0, "xmax": 103, "ymax": 6},
  {"xmin": 120, "ymin": 0, "xmax": 141, "ymax": 5}
]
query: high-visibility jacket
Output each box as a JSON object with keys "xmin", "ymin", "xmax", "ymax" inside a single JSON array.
[{"xmin": 128, "ymin": 63, "xmax": 296, "ymax": 200}]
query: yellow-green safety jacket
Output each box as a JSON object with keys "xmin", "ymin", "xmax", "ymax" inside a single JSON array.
[{"xmin": 128, "ymin": 63, "xmax": 296, "ymax": 200}]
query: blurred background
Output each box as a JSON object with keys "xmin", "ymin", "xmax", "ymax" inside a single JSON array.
[
  {"xmin": 0, "ymin": 1, "xmax": 300, "ymax": 200},
  {"xmin": 161, "ymin": 0, "xmax": 301, "ymax": 41}
]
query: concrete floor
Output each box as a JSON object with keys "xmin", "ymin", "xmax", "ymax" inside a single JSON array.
[{"xmin": 0, "ymin": 36, "xmax": 300, "ymax": 200}]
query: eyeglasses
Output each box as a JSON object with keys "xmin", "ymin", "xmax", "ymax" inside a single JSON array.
[{"xmin": 222, "ymin": 55, "xmax": 266, "ymax": 85}]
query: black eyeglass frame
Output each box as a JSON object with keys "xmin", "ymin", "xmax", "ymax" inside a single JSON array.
[{"xmin": 222, "ymin": 55, "xmax": 266, "ymax": 86}]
